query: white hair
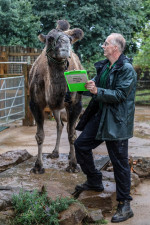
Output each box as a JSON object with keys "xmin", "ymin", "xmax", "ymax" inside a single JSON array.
[{"xmin": 109, "ymin": 33, "xmax": 126, "ymax": 53}]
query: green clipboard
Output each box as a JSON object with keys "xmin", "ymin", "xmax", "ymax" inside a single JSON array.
[{"xmin": 64, "ymin": 70, "xmax": 89, "ymax": 92}]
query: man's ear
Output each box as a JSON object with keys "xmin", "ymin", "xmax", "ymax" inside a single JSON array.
[
  {"xmin": 65, "ymin": 28, "xmax": 84, "ymax": 44},
  {"xmin": 38, "ymin": 34, "xmax": 46, "ymax": 43}
]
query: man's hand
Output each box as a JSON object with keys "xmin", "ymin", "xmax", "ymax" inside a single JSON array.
[{"xmin": 85, "ymin": 80, "xmax": 97, "ymax": 94}]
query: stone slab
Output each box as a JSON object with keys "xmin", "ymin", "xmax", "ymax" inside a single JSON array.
[{"xmin": 0, "ymin": 149, "xmax": 32, "ymax": 173}]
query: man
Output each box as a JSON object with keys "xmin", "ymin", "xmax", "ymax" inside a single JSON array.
[{"xmin": 74, "ymin": 33, "xmax": 137, "ymax": 223}]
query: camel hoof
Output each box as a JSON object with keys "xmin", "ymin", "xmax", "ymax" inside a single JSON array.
[
  {"xmin": 30, "ymin": 167, "xmax": 45, "ymax": 174},
  {"xmin": 47, "ymin": 152, "xmax": 59, "ymax": 159},
  {"xmin": 66, "ymin": 164, "xmax": 80, "ymax": 173}
]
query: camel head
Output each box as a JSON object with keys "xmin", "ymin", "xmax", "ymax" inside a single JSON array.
[{"xmin": 38, "ymin": 20, "xmax": 84, "ymax": 61}]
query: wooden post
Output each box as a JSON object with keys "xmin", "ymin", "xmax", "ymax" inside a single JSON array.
[
  {"xmin": 0, "ymin": 49, "xmax": 8, "ymax": 75},
  {"xmin": 0, "ymin": 50, "xmax": 8, "ymax": 118},
  {"xmin": 22, "ymin": 63, "xmax": 34, "ymax": 126}
]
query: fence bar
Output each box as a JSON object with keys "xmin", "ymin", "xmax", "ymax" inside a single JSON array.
[
  {"xmin": 0, "ymin": 95, "xmax": 24, "ymax": 102},
  {"xmin": 0, "ymin": 110, "xmax": 24, "ymax": 119},
  {"xmin": 0, "ymin": 103, "xmax": 24, "ymax": 112},
  {"xmin": 6, "ymin": 77, "xmax": 23, "ymax": 121},
  {"xmin": 0, "ymin": 75, "xmax": 24, "ymax": 80},
  {"xmin": 0, "ymin": 62, "xmax": 28, "ymax": 64},
  {"xmin": 0, "ymin": 85, "xmax": 24, "ymax": 91}
]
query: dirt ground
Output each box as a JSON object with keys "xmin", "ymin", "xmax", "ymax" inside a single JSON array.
[{"xmin": 0, "ymin": 106, "xmax": 150, "ymax": 225}]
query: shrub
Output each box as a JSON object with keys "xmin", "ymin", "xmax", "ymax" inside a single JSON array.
[{"xmin": 11, "ymin": 189, "xmax": 76, "ymax": 225}]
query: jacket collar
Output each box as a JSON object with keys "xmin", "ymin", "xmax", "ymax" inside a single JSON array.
[{"xmin": 94, "ymin": 54, "xmax": 132, "ymax": 72}]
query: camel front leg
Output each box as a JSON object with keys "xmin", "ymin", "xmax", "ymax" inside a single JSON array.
[
  {"xmin": 32, "ymin": 127, "xmax": 45, "ymax": 174},
  {"xmin": 47, "ymin": 109, "xmax": 64, "ymax": 159},
  {"xmin": 30, "ymin": 101, "xmax": 45, "ymax": 174},
  {"xmin": 65, "ymin": 100, "xmax": 82, "ymax": 173},
  {"xmin": 66, "ymin": 126, "xmax": 80, "ymax": 173}
]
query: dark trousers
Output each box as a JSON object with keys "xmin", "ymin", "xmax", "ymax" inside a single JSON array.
[{"xmin": 74, "ymin": 113, "xmax": 132, "ymax": 201}]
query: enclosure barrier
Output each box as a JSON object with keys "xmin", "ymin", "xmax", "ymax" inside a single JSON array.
[
  {"xmin": 0, "ymin": 75, "xmax": 24, "ymax": 125},
  {"xmin": 0, "ymin": 62, "xmax": 33, "ymax": 126}
]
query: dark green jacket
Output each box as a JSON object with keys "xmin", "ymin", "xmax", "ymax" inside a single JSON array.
[{"xmin": 76, "ymin": 54, "xmax": 137, "ymax": 141}]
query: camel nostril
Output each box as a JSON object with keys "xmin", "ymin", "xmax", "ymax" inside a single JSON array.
[{"xmin": 60, "ymin": 49, "xmax": 69, "ymax": 53}]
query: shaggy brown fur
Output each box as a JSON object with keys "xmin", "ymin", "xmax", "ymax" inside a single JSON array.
[{"xmin": 29, "ymin": 20, "xmax": 84, "ymax": 173}]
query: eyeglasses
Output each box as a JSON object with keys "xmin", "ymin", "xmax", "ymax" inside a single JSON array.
[{"xmin": 102, "ymin": 41, "xmax": 110, "ymax": 46}]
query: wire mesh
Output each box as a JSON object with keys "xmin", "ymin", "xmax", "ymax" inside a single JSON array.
[{"xmin": 0, "ymin": 76, "xmax": 25, "ymax": 125}]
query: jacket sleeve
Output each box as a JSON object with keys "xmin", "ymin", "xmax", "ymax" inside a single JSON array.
[{"xmin": 94, "ymin": 64, "xmax": 136, "ymax": 103}]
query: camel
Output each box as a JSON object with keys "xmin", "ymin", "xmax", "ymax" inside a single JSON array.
[{"xmin": 29, "ymin": 20, "xmax": 84, "ymax": 174}]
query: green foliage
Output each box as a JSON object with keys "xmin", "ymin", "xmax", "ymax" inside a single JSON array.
[
  {"xmin": 82, "ymin": 53, "xmax": 105, "ymax": 79},
  {"xmin": 135, "ymin": 89, "xmax": 150, "ymax": 105},
  {"xmin": 11, "ymin": 189, "xmax": 76, "ymax": 225},
  {"xmin": 31, "ymin": 0, "xmax": 143, "ymax": 61},
  {"xmin": 133, "ymin": 0, "xmax": 150, "ymax": 69},
  {"xmin": 133, "ymin": 22, "xmax": 150, "ymax": 69},
  {"xmin": 0, "ymin": 0, "xmax": 147, "ymax": 63},
  {"xmin": 82, "ymin": 96, "xmax": 91, "ymax": 108},
  {"xmin": 0, "ymin": 0, "xmax": 41, "ymax": 47},
  {"xmin": 96, "ymin": 219, "xmax": 108, "ymax": 224}
]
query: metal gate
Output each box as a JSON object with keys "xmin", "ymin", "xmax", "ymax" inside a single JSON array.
[{"xmin": 0, "ymin": 76, "xmax": 25, "ymax": 126}]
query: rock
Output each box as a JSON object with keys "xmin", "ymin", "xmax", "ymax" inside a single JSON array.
[
  {"xmin": 102, "ymin": 171, "xmax": 115, "ymax": 182},
  {"xmin": 43, "ymin": 183, "xmax": 87, "ymax": 225},
  {"xmin": 0, "ymin": 208, "xmax": 14, "ymax": 225},
  {"xmin": 133, "ymin": 157, "xmax": 150, "ymax": 178},
  {"xmin": 131, "ymin": 172, "xmax": 141, "ymax": 188},
  {"xmin": 44, "ymin": 182, "xmax": 71, "ymax": 200},
  {"xmin": 78, "ymin": 181, "xmax": 117, "ymax": 213},
  {"xmin": 0, "ymin": 190, "xmax": 14, "ymax": 211},
  {"xmin": 102, "ymin": 171, "xmax": 141, "ymax": 189},
  {"xmin": 0, "ymin": 149, "xmax": 32, "ymax": 173},
  {"xmin": 59, "ymin": 202, "xmax": 87, "ymax": 225},
  {"xmin": 0, "ymin": 188, "xmax": 20, "ymax": 211},
  {"xmin": 86, "ymin": 209, "xmax": 103, "ymax": 223}
]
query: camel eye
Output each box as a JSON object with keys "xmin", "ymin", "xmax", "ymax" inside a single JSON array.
[
  {"xmin": 47, "ymin": 36, "xmax": 54, "ymax": 43},
  {"xmin": 60, "ymin": 39, "xmax": 66, "ymax": 43},
  {"xmin": 69, "ymin": 36, "xmax": 73, "ymax": 43}
]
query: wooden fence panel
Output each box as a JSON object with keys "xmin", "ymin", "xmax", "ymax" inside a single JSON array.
[{"xmin": 0, "ymin": 46, "xmax": 42, "ymax": 126}]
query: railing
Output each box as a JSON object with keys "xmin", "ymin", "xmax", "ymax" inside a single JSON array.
[
  {"xmin": 0, "ymin": 76, "xmax": 25, "ymax": 125},
  {"xmin": 136, "ymin": 80, "xmax": 150, "ymax": 90}
]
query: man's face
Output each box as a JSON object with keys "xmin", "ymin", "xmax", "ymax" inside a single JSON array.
[{"xmin": 102, "ymin": 36, "xmax": 117, "ymax": 58}]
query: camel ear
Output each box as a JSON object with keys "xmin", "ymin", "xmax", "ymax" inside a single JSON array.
[
  {"xmin": 56, "ymin": 20, "xmax": 70, "ymax": 31},
  {"xmin": 38, "ymin": 34, "xmax": 46, "ymax": 43},
  {"xmin": 64, "ymin": 28, "xmax": 84, "ymax": 44}
]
